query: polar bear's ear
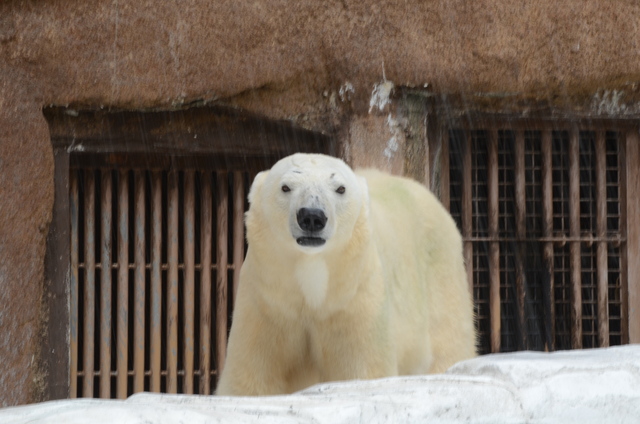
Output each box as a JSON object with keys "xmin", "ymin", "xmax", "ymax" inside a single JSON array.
[{"xmin": 248, "ymin": 171, "xmax": 268, "ymax": 205}]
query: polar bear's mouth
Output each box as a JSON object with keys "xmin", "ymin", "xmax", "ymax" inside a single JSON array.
[{"xmin": 296, "ymin": 236, "xmax": 326, "ymax": 247}]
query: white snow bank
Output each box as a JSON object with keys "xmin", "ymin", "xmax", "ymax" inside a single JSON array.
[{"xmin": 2, "ymin": 345, "xmax": 639, "ymax": 423}]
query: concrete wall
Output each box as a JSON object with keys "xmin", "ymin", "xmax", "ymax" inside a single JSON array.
[{"xmin": 2, "ymin": 0, "xmax": 640, "ymax": 406}]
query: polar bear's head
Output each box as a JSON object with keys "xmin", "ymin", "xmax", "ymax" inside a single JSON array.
[{"xmin": 246, "ymin": 153, "xmax": 369, "ymax": 255}]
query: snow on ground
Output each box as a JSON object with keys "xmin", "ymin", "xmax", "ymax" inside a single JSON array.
[{"xmin": 2, "ymin": 345, "xmax": 639, "ymax": 423}]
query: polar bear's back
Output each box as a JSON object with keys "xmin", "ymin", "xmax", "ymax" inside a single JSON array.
[{"xmin": 356, "ymin": 169, "xmax": 476, "ymax": 374}]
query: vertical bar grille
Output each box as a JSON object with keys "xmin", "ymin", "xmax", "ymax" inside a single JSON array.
[
  {"xmin": 70, "ymin": 168, "xmax": 249, "ymax": 398},
  {"xmin": 446, "ymin": 124, "xmax": 628, "ymax": 354},
  {"xmin": 82, "ymin": 170, "xmax": 96, "ymax": 396},
  {"xmin": 116, "ymin": 170, "xmax": 128, "ymax": 399}
]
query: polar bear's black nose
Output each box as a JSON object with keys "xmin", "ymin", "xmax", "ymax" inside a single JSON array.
[{"xmin": 297, "ymin": 208, "xmax": 327, "ymax": 232}]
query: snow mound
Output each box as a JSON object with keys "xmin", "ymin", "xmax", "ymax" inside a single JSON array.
[{"xmin": 1, "ymin": 345, "xmax": 639, "ymax": 423}]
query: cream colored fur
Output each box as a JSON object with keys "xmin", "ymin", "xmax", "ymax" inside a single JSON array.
[{"xmin": 216, "ymin": 153, "xmax": 476, "ymax": 396}]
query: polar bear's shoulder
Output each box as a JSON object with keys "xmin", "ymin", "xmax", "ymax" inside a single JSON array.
[
  {"xmin": 355, "ymin": 168, "xmax": 459, "ymax": 246},
  {"xmin": 355, "ymin": 168, "xmax": 437, "ymax": 207}
]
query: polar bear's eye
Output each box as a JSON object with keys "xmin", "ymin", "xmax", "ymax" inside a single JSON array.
[
  {"xmin": 281, "ymin": 185, "xmax": 291, "ymax": 193},
  {"xmin": 336, "ymin": 186, "xmax": 346, "ymax": 194}
]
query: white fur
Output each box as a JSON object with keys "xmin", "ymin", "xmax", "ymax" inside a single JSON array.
[
  {"xmin": 216, "ymin": 153, "xmax": 476, "ymax": 396},
  {"xmin": 295, "ymin": 257, "xmax": 329, "ymax": 309}
]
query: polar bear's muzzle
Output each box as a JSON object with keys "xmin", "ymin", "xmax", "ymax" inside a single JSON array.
[{"xmin": 296, "ymin": 207, "xmax": 327, "ymax": 247}]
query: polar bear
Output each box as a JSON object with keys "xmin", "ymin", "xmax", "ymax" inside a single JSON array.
[{"xmin": 215, "ymin": 153, "xmax": 476, "ymax": 396}]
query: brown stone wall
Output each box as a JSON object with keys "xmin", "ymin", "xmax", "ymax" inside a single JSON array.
[
  {"xmin": 2, "ymin": 0, "xmax": 640, "ymax": 406},
  {"xmin": 0, "ymin": 72, "xmax": 53, "ymax": 407}
]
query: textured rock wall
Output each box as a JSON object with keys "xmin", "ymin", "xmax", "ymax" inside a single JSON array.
[
  {"xmin": 0, "ymin": 73, "xmax": 53, "ymax": 407},
  {"xmin": 2, "ymin": 0, "xmax": 640, "ymax": 406}
]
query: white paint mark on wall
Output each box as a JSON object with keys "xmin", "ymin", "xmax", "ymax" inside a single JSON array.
[
  {"xmin": 384, "ymin": 114, "xmax": 402, "ymax": 160},
  {"xmin": 67, "ymin": 143, "xmax": 85, "ymax": 153},
  {"xmin": 592, "ymin": 90, "xmax": 628, "ymax": 115},
  {"xmin": 369, "ymin": 80, "xmax": 395, "ymax": 113},
  {"xmin": 339, "ymin": 82, "xmax": 355, "ymax": 102},
  {"xmin": 383, "ymin": 137, "xmax": 399, "ymax": 160}
]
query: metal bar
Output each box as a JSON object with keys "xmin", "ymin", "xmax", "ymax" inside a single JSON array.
[
  {"xmin": 595, "ymin": 131, "xmax": 610, "ymax": 347},
  {"xmin": 462, "ymin": 132, "xmax": 473, "ymax": 294},
  {"xmin": 133, "ymin": 171, "xmax": 146, "ymax": 392},
  {"xmin": 624, "ymin": 128, "xmax": 640, "ymax": 343},
  {"xmin": 133, "ymin": 171, "xmax": 145, "ymax": 392},
  {"xmin": 183, "ymin": 171, "xmax": 195, "ymax": 394},
  {"xmin": 569, "ymin": 127, "xmax": 583, "ymax": 349},
  {"xmin": 423, "ymin": 113, "xmax": 430, "ymax": 189},
  {"xmin": 167, "ymin": 170, "xmax": 179, "ymax": 393},
  {"xmin": 78, "ymin": 261, "xmax": 273, "ymax": 272},
  {"xmin": 487, "ymin": 130, "xmax": 501, "ymax": 353},
  {"xmin": 83, "ymin": 170, "xmax": 96, "ymax": 397},
  {"xmin": 216, "ymin": 172, "xmax": 229, "ymax": 377},
  {"xmin": 200, "ymin": 172, "xmax": 213, "ymax": 395},
  {"xmin": 440, "ymin": 117, "xmax": 639, "ymax": 132},
  {"xmin": 541, "ymin": 130, "xmax": 555, "ymax": 351},
  {"xmin": 619, "ymin": 133, "xmax": 629, "ymax": 345},
  {"xmin": 460, "ymin": 236, "xmax": 624, "ymax": 243},
  {"xmin": 150, "ymin": 171, "xmax": 162, "ymax": 392},
  {"xmin": 116, "ymin": 170, "xmax": 129, "ymax": 399},
  {"xmin": 440, "ymin": 127, "xmax": 451, "ymax": 210},
  {"xmin": 100, "ymin": 170, "xmax": 112, "ymax": 398},
  {"xmin": 70, "ymin": 171, "xmax": 79, "ymax": 398},
  {"xmin": 232, "ymin": 171, "xmax": 245, "ymax": 303},
  {"xmin": 514, "ymin": 130, "xmax": 527, "ymax": 350}
]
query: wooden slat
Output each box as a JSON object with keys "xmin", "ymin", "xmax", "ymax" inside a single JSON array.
[
  {"xmin": 425, "ymin": 116, "xmax": 639, "ymax": 132},
  {"xmin": 541, "ymin": 130, "xmax": 555, "ymax": 351},
  {"xmin": 150, "ymin": 171, "xmax": 162, "ymax": 392},
  {"xmin": 167, "ymin": 170, "xmax": 179, "ymax": 393},
  {"xmin": 183, "ymin": 171, "xmax": 195, "ymax": 394},
  {"xmin": 116, "ymin": 170, "xmax": 128, "ymax": 399},
  {"xmin": 514, "ymin": 131, "xmax": 527, "ymax": 350},
  {"xmin": 200, "ymin": 172, "xmax": 213, "ymax": 395},
  {"xmin": 487, "ymin": 130, "xmax": 501, "ymax": 353},
  {"xmin": 489, "ymin": 248, "xmax": 501, "ymax": 353},
  {"xmin": 462, "ymin": 132, "xmax": 473, "ymax": 294},
  {"xmin": 69, "ymin": 171, "xmax": 79, "ymax": 398},
  {"xmin": 83, "ymin": 170, "xmax": 96, "ymax": 397},
  {"xmin": 440, "ymin": 127, "xmax": 451, "ymax": 211},
  {"xmin": 133, "ymin": 171, "xmax": 146, "ymax": 392},
  {"xmin": 595, "ymin": 131, "xmax": 609, "ymax": 347},
  {"xmin": 618, "ymin": 133, "xmax": 628, "ymax": 345},
  {"xmin": 100, "ymin": 170, "xmax": 112, "ymax": 398},
  {"xmin": 216, "ymin": 172, "xmax": 229, "ymax": 377},
  {"xmin": 232, "ymin": 171, "xmax": 245, "ymax": 302},
  {"xmin": 423, "ymin": 120, "xmax": 430, "ymax": 189},
  {"xmin": 624, "ymin": 129, "xmax": 640, "ymax": 343},
  {"xmin": 46, "ymin": 150, "xmax": 73, "ymax": 400},
  {"xmin": 569, "ymin": 128, "xmax": 583, "ymax": 349}
]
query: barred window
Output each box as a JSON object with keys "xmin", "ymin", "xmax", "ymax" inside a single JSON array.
[
  {"xmin": 441, "ymin": 122, "xmax": 633, "ymax": 354},
  {"xmin": 45, "ymin": 107, "xmax": 333, "ymax": 399}
]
